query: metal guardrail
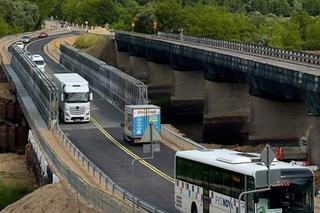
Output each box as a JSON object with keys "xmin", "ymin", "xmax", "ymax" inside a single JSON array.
[
  {"xmin": 9, "ymin": 45, "xmax": 59, "ymax": 128},
  {"xmin": 157, "ymin": 32, "xmax": 320, "ymax": 66},
  {"xmin": 60, "ymin": 44, "xmax": 148, "ymax": 111}
]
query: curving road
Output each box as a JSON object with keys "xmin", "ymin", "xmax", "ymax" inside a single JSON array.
[{"xmin": 27, "ymin": 34, "xmax": 178, "ymax": 212}]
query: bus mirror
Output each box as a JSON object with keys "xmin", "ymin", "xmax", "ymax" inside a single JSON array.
[
  {"xmin": 89, "ymin": 93, "xmax": 93, "ymax": 101},
  {"xmin": 60, "ymin": 93, "xmax": 64, "ymax": 102},
  {"xmin": 121, "ymin": 122, "xmax": 125, "ymax": 128}
]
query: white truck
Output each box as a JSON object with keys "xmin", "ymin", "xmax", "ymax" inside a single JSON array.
[
  {"xmin": 53, "ymin": 73, "xmax": 93, "ymax": 123},
  {"xmin": 122, "ymin": 105, "xmax": 161, "ymax": 144}
]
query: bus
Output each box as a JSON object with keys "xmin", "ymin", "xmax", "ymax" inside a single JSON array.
[{"xmin": 175, "ymin": 149, "xmax": 314, "ymax": 213}]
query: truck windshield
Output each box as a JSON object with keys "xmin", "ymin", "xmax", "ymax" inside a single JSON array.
[
  {"xmin": 255, "ymin": 177, "xmax": 313, "ymax": 213},
  {"xmin": 65, "ymin": 93, "xmax": 88, "ymax": 103}
]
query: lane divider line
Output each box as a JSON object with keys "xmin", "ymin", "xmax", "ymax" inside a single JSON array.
[{"xmin": 91, "ymin": 117, "xmax": 175, "ymax": 183}]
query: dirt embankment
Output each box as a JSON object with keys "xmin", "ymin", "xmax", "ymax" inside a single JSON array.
[
  {"xmin": 2, "ymin": 182, "xmax": 99, "ymax": 213},
  {"xmin": 0, "ymin": 153, "xmax": 100, "ymax": 213},
  {"xmin": 0, "ymin": 153, "xmax": 34, "ymax": 186}
]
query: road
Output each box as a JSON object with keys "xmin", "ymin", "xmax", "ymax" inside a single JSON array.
[{"xmin": 27, "ymin": 34, "xmax": 177, "ymax": 212}]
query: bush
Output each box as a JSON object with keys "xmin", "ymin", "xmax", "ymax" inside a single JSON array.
[
  {"xmin": 74, "ymin": 33, "xmax": 105, "ymax": 49},
  {"xmin": 0, "ymin": 181, "xmax": 33, "ymax": 210}
]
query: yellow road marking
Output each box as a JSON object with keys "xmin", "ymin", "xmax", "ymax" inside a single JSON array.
[{"xmin": 91, "ymin": 117, "xmax": 175, "ymax": 183}]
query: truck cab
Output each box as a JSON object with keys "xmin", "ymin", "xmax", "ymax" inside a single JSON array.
[{"xmin": 54, "ymin": 73, "xmax": 93, "ymax": 123}]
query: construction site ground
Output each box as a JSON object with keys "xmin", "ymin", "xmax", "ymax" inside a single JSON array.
[{"xmin": 0, "ymin": 153, "xmax": 99, "ymax": 213}]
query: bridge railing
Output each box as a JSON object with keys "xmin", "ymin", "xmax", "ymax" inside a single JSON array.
[
  {"xmin": 60, "ymin": 44, "xmax": 148, "ymax": 111},
  {"xmin": 157, "ymin": 32, "xmax": 320, "ymax": 66},
  {"xmin": 9, "ymin": 45, "xmax": 59, "ymax": 128}
]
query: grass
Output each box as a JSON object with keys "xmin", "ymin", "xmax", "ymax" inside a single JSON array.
[
  {"xmin": 74, "ymin": 33, "xmax": 105, "ymax": 49},
  {"xmin": 0, "ymin": 181, "xmax": 33, "ymax": 210}
]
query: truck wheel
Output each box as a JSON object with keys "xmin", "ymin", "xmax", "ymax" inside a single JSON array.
[{"xmin": 123, "ymin": 133, "xmax": 128, "ymax": 142}]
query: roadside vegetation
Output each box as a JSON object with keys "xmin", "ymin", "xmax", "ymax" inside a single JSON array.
[
  {"xmin": 0, "ymin": 154, "xmax": 35, "ymax": 211},
  {"xmin": 0, "ymin": 181, "xmax": 33, "ymax": 210},
  {"xmin": 74, "ymin": 34, "xmax": 105, "ymax": 49},
  {"xmin": 2, "ymin": 0, "xmax": 320, "ymax": 50}
]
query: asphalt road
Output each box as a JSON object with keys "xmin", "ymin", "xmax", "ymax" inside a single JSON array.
[{"xmin": 27, "ymin": 34, "xmax": 177, "ymax": 212}]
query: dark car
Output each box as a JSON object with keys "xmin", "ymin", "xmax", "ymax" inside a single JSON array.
[{"xmin": 38, "ymin": 32, "xmax": 48, "ymax": 38}]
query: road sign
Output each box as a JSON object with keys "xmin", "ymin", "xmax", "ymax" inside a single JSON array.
[
  {"xmin": 140, "ymin": 123, "xmax": 161, "ymax": 143},
  {"xmin": 261, "ymin": 144, "xmax": 276, "ymax": 167}
]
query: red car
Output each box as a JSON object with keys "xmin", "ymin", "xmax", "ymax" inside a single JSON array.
[{"xmin": 38, "ymin": 32, "xmax": 48, "ymax": 38}]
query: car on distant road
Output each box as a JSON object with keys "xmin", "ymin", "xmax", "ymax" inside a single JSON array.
[
  {"xmin": 20, "ymin": 35, "xmax": 31, "ymax": 43},
  {"xmin": 38, "ymin": 32, "xmax": 48, "ymax": 38},
  {"xmin": 15, "ymin": 42, "xmax": 24, "ymax": 49}
]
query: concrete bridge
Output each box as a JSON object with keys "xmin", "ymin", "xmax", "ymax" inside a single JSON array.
[{"xmin": 114, "ymin": 31, "xmax": 320, "ymax": 165}]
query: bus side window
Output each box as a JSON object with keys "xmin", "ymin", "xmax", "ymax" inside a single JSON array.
[
  {"xmin": 194, "ymin": 161, "xmax": 202, "ymax": 186},
  {"xmin": 223, "ymin": 171, "xmax": 232, "ymax": 196},
  {"xmin": 212, "ymin": 167, "xmax": 223, "ymax": 194},
  {"xmin": 231, "ymin": 173, "xmax": 244, "ymax": 198}
]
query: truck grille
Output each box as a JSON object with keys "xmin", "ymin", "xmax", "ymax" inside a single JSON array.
[{"xmin": 70, "ymin": 106, "xmax": 86, "ymax": 115}]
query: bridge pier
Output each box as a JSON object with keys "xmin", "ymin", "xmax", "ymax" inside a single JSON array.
[
  {"xmin": 171, "ymin": 70, "xmax": 204, "ymax": 121},
  {"xmin": 129, "ymin": 56, "xmax": 148, "ymax": 81},
  {"xmin": 203, "ymin": 81, "xmax": 250, "ymax": 144},
  {"xmin": 308, "ymin": 117, "xmax": 320, "ymax": 166},
  {"xmin": 147, "ymin": 62, "xmax": 173, "ymax": 97},
  {"xmin": 249, "ymin": 97, "xmax": 308, "ymax": 145},
  {"xmin": 116, "ymin": 51, "xmax": 130, "ymax": 74}
]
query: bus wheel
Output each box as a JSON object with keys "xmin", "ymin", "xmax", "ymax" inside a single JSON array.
[{"xmin": 191, "ymin": 202, "xmax": 197, "ymax": 213}]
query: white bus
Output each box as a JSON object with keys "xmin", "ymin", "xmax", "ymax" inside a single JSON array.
[{"xmin": 175, "ymin": 149, "xmax": 314, "ymax": 213}]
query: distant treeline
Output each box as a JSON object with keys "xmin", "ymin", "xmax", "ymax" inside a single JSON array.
[{"xmin": 2, "ymin": 0, "xmax": 320, "ymax": 50}]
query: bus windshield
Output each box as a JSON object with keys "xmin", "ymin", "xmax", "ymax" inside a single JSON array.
[
  {"xmin": 255, "ymin": 177, "xmax": 313, "ymax": 213},
  {"xmin": 65, "ymin": 93, "xmax": 89, "ymax": 103}
]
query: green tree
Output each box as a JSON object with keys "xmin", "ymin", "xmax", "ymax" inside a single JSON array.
[
  {"xmin": 269, "ymin": 0, "xmax": 291, "ymax": 16},
  {"xmin": 0, "ymin": 17, "xmax": 9, "ymax": 37},
  {"xmin": 8, "ymin": 0, "xmax": 40, "ymax": 32},
  {"xmin": 248, "ymin": 0, "xmax": 270, "ymax": 14},
  {"xmin": 304, "ymin": 18, "xmax": 320, "ymax": 49},
  {"xmin": 134, "ymin": 8, "xmax": 155, "ymax": 33},
  {"xmin": 154, "ymin": 0, "xmax": 182, "ymax": 32},
  {"xmin": 29, "ymin": 0, "xmax": 57, "ymax": 20},
  {"xmin": 269, "ymin": 21, "xmax": 302, "ymax": 49},
  {"xmin": 90, "ymin": 0, "xmax": 120, "ymax": 25},
  {"xmin": 302, "ymin": 0, "xmax": 320, "ymax": 15},
  {"xmin": 291, "ymin": 11, "xmax": 310, "ymax": 39}
]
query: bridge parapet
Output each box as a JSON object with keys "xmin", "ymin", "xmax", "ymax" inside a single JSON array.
[
  {"xmin": 60, "ymin": 44, "xmax": 148, "ymax": 111},
  {"xmin": 9, "ymin": 46, "xmax": 58, "ymax": 128},
  {"xmin": 157, "ymin": 32, "xmax": 320, "ymax": 66}
]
